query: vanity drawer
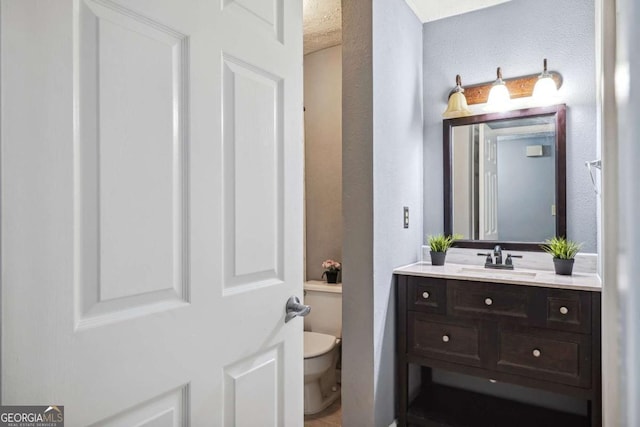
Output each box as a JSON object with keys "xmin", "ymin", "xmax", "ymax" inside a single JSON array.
[
  {"xmin": 545, "ymin": 289, "xmax": 591, "ymax": 334},
  {"xmin": 408, "ymin": 312, "xmax": 485, "ymax": 367},
  {"xmin": 407, "ymin": 276, "xmax": 446, "ymax": 314},
  {"xmin": 496, "ymin": 326, "xmax": 591, "ymax": 388},
  {"xmin": 448, "ymin": 280, "xmax": 532, "ymax": 323}
]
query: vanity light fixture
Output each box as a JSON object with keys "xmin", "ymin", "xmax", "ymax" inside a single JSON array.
[
  {"xmin": 533, "ymin": 58, "xmax": 560, "ymax": 105},
  {"xmin": 485, "ymin": 67, "xmax": 511, "ymax": 111},
  {"xmin": 442, "ymin": 74, "xmax": 472, "ymax": 118},
  {"xmin": 458, "ymin": 67, "xmax": 562, "ymax": 106}
]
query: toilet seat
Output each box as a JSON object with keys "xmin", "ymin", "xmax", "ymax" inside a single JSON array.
[{"xmin": 304, "ymin": 331, "xmax": 336, "ymax": 358}]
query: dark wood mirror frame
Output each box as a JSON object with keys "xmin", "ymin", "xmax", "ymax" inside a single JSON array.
[{"xmin": 443, "ymin": 104, "xmax": 566, "ymax": 251}]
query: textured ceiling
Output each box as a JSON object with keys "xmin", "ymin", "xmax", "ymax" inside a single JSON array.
[
  {"xmin": 404, "ymin": 0, "xmax": 511, "ymax": 23},
  {"xmin": 303, "ymin": 0, "xmax": 341, "ymax": 55},
  {"xmin": 302, "ymin": 0, "xmax": 509, "ymax": 55}
]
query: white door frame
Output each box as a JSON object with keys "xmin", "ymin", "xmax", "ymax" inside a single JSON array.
[{"xmin": 608, "ymin": 0, "xmax": 640, "ymax": 424}]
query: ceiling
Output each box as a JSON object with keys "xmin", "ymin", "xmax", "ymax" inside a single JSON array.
[
  {"xmin": 303, "ymin": 0, "xmax": 341, "ymax": 55},
  {"xmin": 403, "ymin": 0, "xmax": 511, "ymax": 23},
  {"xmin": 302, "ymin": 0, "xmax": 511, "ymax": 55}
]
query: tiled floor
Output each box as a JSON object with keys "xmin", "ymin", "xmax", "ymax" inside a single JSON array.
[{"xmin": 304, "ymin": 399, "xmax": 341, "ymax": 427}]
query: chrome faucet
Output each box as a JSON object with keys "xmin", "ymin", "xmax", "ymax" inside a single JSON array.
[{"xmin": 493, "ymin": 245, "xmax": 503, "ymax": 265}]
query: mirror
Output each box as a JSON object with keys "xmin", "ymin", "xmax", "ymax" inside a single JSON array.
[{"xmin": 444, "ymin": 104, "xmax": 566, "ymax": 250}]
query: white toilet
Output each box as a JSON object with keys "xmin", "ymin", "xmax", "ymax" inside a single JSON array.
[{"xmin": 303, "ymin": 280, "xmax": 342, "ymax": 415}]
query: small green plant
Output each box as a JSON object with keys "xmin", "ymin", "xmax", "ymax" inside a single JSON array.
[
  {"xmin": 540, "ymin": 236, "xmax": 582, "ymax": 260},
  {"xmin": 427, "ymin": 234, "xmax": 462, "ymax": 253}
]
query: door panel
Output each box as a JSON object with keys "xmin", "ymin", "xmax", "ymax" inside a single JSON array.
[
  {"xmin": 222, "ymin": 55, "xmax": 284, "ymax": 291},
  {"xmin": 479, "ymin": 127, "xmax": 499, "ymax": 240},
  {"xmin": 88, "ymin": 385, "xmax": 189, "ymax": 427},
  {"xmin": 1, "ymin": 0, "xmax": 303, "ymax": 424},
  {"xmin": 222, "ymin": 0, "xmax": 284, "ymax": 43},
  {"xmin": 77, "ymin": 0, "xmax": 190, "ymax": 327},
  {"xmin": 224, "ymin": 345, "xmax": 283, "ymax": 427}
]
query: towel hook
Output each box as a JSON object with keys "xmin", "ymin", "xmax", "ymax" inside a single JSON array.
[{"xmin": 585, "ymin": 159, "xmax": 602, "ymax": 195}]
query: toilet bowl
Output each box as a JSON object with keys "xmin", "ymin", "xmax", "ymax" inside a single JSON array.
[
  {"xmin": 304, "ymin": 331, "xmax": 340, "ymax": 414},
  {"xmin": 303, "ymin": 281, "xmax": 342, "ymax": 415}
]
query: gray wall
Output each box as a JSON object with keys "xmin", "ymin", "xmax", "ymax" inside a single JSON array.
[
  {"xmin": 342, "ymin": 0, "xmax": 423, "ymax": 425},
  {"xmin": 423, "ymin": 0, "xmax": 598, "ymax": 251},
  {"xmin": 304, "ymin": 46, "xmax": 343, "ymax": 281},
  {"xmin": 342, "ymin": 0, "xmax": 375, "ymax": 424},
  {"xmin": 372, "ymin": 0, "xmax": 423, "ymax": 424}
]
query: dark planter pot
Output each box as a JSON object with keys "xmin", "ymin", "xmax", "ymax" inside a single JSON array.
[
  {"xmin": 430, "ymin": 251, "xmax": 447, "ymax": 266},
  {"xmin": 322, "ymin": 270, "xmax": 339, "ymax": 283},
  {"xmin": 553, "ymin": 258, "xmax": 575, "ymax": 276}
]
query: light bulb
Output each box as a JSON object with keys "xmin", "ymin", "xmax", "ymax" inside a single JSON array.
[
  {"xmin": 533, "ymin": 59, "xmax": 559, "ymax": 105},
  {"xmin": 443, "ymin": 75, "xmax": 472, "ymax": 118},
  {"xmin": 485, "ymin": 67, "xmax": 511, "ymax": 112}
]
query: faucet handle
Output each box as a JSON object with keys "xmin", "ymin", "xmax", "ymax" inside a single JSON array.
[
  {"xmin": 505, "ymin": 254, "xmax": 523, "ymax": 266},
  {"xmin": 478, "ymin": 252, "xmax": 493, "ymax": 265}
]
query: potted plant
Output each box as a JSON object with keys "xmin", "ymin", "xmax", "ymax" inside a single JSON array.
[
  {"xmin": 541, "ymin": 236, "xmax": 582, "ymax": 275},
  {"xmin": 321, "ymin": 259, "xmax": 341, "ymax": 283},
  {"xmin": 427, "ymin": 234, "xmax": 461, "ymax": 266}
]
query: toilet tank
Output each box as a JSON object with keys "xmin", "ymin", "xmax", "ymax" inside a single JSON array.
[{"xmin": 303, "ymin": 281, "xmax": 342, "ymax": 338}]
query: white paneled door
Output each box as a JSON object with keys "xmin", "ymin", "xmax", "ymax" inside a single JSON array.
[
  {"xmin": 479, "ymin": 128, "xmax": 499, "ymax": 241},
  {"xmin": 1, "ymin": 0, "xmax": 303, "ymax": 425}
]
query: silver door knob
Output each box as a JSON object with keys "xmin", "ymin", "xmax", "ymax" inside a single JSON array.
[
  {"xmin": 285, "ymin": 296, "xmax": 311, "ymax": 323},
  {"xmin": 532, "ymin": 349, "xmax": 541, "ymax": 358},
  {"xmin": 485, "ymin": 297, "xmax": 493, "ymax": 306},
  {"xmin": 442, "ymin": 335, "xmax": 450, "ymax": 343},
  {"xmin": 422, "ymin": 291, "xmax": 430, "ymax": 299},
  {"xmin": 560, "ymin": 306, "xmax": 569, "ymax": 315}
]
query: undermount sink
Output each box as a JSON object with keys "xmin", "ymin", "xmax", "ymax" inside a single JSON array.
[{"xmin": 456, "ymin": 267, "xmax": 538, "ymax": 278}]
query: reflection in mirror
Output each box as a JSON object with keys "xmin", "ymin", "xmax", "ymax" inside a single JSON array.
[
  {"xmin": 444, "ymin": 105, "xmax": 566, "ymax": 250},
  {"xmin": 452, "ymin": 117, "xmax": 555, "ymax": 241}
]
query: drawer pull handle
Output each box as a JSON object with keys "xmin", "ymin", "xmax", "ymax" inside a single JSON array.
[
  {"xmin": 485, "ymin": 297, "xmax": 493, "ymax": 306},
  {"xmin": 422, "ymin": 291, "xmax": 430, "ymax": 299},
  {"xmin": 532, "ymin": 348, "xmax": 541, "ymax": 358},
  {"xmin": 442, "ymin": 335, "xmax": 450, "ymax": 343},
  {"xmin": 560, "ymin": 306, "xmax": 569, "ymax": 315}
]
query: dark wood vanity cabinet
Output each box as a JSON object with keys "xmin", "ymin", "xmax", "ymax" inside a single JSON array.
[{"xmin": 396, "ymin": 274, "xmax": 601, "ymax": 427}]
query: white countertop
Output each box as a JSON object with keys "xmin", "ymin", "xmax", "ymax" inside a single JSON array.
[{"xmin": 394, "ymin": 262, "xmax": 602, "ymax": 292}]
